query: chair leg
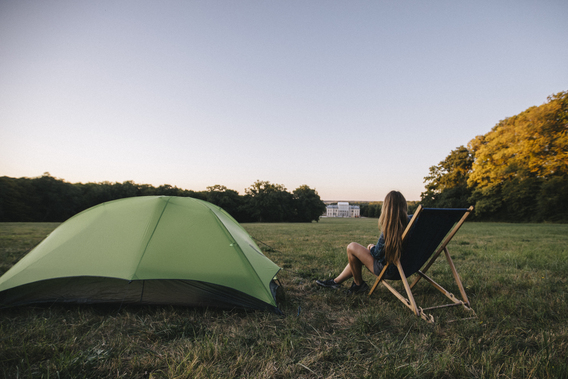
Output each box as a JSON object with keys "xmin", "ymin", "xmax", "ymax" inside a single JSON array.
[
  {"xmin": 396, "ymin": 261, "xmax": 420, "ymax": 317},
  {"xmin": 444, "ymin": 247, "xmax": 470, "ymax": 307},
  {"xmin": 368, "ymin": 261, "xmax": 420, "ymax": 317},
  {"xmin": 380, "ymin": 276, "xmax": 435, "ymax": 323},
  {"xmin": 369, "ymin": 256, "xmax": 472, "ymax": 322},
  {"xmin": 368, "ymin": 262, "xmax": 389, "ymax": 296},
  {"xmin": 416, "ymin": 270, "xmax": 466, "ymax": 308},
  {"xmin": 369, "ymin": 260, "xmax": 423, "ymax": 318}
]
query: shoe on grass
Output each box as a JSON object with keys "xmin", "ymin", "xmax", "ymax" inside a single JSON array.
[
  {"xmin": 347, "ymin": 281, "xmax": 369, "ymax": 295},
  {"xmin": 316, "ymin": 278, "xmax": 341, "ymax": 289}
]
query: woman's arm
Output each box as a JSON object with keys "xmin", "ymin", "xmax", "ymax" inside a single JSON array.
[{"xmin": 369, "ymin": 234, "xmax": 385, "ymax": 260}]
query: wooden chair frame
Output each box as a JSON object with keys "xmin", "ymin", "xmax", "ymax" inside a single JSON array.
[{"xmin": 368, "ymin": 205, "xmax": 475, "ymax": 323}]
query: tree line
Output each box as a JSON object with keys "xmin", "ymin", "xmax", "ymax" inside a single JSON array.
[
  {"xmin": 421, "ymin": 91, "xmax": 568, "ymax": 222},
  {"xmin": 357, "ymin": 201, "xmax": 420, "ymax": 219},
  {"xmin": 3, "ymin": 91, "xmax": 565, "ymax": 224},
  {"xmin": 0, "ymin": 175, "xmax": 326, "ymax": 223}
]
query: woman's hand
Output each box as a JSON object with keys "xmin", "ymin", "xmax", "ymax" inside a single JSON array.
[{"xmin": 367, "ymin": 244, "xmax": 375, "ymax": 251}]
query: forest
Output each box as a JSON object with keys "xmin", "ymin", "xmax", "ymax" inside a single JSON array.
[
  {"xmin": 421, "ymin": 91, "xmax": 567, "ymax": 222},
  {"xmin": 0, "ymin": 177, "xmax": 326, "ymax": 223},
  {"xmin": 1, "ymin": 91, "xmax": 566, "ymax": 223}
]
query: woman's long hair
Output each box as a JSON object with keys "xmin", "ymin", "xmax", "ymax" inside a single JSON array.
[{"xmin": 378, "ymin": 191, "xmax": 409, "ymax": 264}]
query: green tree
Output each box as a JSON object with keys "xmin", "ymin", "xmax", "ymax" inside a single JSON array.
[
  {"xmin": 421, "ymin": 146, "xmax": 474, "ymax": 208},
  {"xmin": 206, "ymin": 185, "xmax": 245, "ymax": 221},
  {"xmin": 537, "ymin": 176, "xmax": 568, "ymax": 222},
  {"xmin": 32, "ymin": 173, "xmax": 81, "ymax": 221},
  {"xmin": 501, "ymin": 176, "xmax": 542, "ymax": 222},
  {"xmin": 468, "ymin": 185, "xmax": 504, "ymax": 220},
  {"xmin": 244, "ymin": 181, "xmax": 294, "ymax": 222},
  {"xmin": 156, "ymin": 184, "xmax": 182, "ymax": 196},
  {"xmin": 292, "ymin": 185, "xmax": 326, "ymax": 222},
  {"xmin": 371, "ymin": 203, "xmax": 382, "ymax": 218},
  {"xmin": 0, "ymin": 176, "xmax": 35, "ymax": 221},
  {"xmin": 359, "ymin": 203, "xmax": 381, "ymax": 218},
  {"xmin": 359, "ymin": 203, "xmax": 369, "ymax": 217}
]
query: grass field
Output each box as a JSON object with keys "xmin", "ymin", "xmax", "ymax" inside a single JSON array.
[{"xmin": 1, "ymin": 219, "xmax": 567, "ymax": 378}]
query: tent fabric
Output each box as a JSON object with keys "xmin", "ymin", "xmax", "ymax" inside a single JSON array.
[
  {"xmin": 0, "ymin": 196, "xmax": 282, "ymax": 312},
  {"xmin": 0, "ymin": 277, "xmax": 281, "ymax": 311}
]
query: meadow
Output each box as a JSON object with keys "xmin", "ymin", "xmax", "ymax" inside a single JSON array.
[{"xmin": 0, "ymin": 219, "xmax": 567, "ymax": 378}]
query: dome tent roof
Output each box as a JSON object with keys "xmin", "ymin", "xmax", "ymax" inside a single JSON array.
[{"xmin": 0, "ymin": 196, "xmax": 281, "ymax": 313}]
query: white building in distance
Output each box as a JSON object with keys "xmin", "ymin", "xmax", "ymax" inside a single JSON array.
[{"xmin": 324, "ymin": 202, "xmax": 360, "ymax": 218}]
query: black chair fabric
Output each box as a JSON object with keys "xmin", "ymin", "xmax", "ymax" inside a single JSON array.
[{"xmin": 386, "ymin": 208, "xmax": 467, "ymax": 280}]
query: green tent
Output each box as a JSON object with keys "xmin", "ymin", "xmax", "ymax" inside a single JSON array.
[{"xmin": 0, "ymin": 196, "xmax": 282, "ymax": 313}]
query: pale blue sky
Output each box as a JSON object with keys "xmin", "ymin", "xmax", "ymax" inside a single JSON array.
[{"xmin": 1, "ymin": 1, "xmax": 567, "ymax": 200}]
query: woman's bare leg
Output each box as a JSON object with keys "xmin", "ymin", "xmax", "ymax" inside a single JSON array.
[{"xmin": 334, "ymin": 242, "xmax": 376, "ymax": 285}]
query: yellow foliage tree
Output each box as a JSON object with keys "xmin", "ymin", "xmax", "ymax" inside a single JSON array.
[{"xmin": 468, "ymin": 91, "xmax": 568, "ymax": 190}]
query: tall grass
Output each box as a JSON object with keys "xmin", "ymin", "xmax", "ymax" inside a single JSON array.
[{"xmin": 1, "ymin": 219, "xmax": 567, "ymax": 378}]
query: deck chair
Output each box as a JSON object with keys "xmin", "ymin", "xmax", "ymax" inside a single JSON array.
[{"xmin": 368, "ymin": 205, "xmax": 474, "ymax": 323}]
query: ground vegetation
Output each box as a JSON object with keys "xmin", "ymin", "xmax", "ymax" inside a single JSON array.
[{"xmin": 1, "ymin": 220, "xmax": 567, "ymax": 378}]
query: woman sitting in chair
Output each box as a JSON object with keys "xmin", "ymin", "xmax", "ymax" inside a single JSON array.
[{"xmin": 316, "ymin": 190, "xmax": 411, "ymax": 294}]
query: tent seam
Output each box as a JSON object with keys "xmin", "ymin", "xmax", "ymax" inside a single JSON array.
[
  {"xmin": 196, "ymin": 200, "xmax": 278, "ymax": 306},
  {"xmin": 132, "ymin": 196, "xmax": 171, "ymax": 280}
]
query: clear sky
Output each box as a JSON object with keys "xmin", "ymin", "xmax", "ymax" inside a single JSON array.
[{"xmin": 1, "ymin": 1, "xmax": 567, "ymax": 201}]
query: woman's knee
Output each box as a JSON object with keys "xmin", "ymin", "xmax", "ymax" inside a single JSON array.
[
  {"xmin": 347, "ymin": 242, "xmax": 359, "ymax": 253},
  {"xmin": 347, "ymin": 242, "xmax": 369, "ymax": 257}
]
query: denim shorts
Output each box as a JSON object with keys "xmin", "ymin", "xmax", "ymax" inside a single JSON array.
[
  {"xmin": 373, "ymin": 259, "xmax": 398, "ymax": 280},
  {"xmin": 373, "ymin": 259, "xmax": 386, "ymax": 276}
]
